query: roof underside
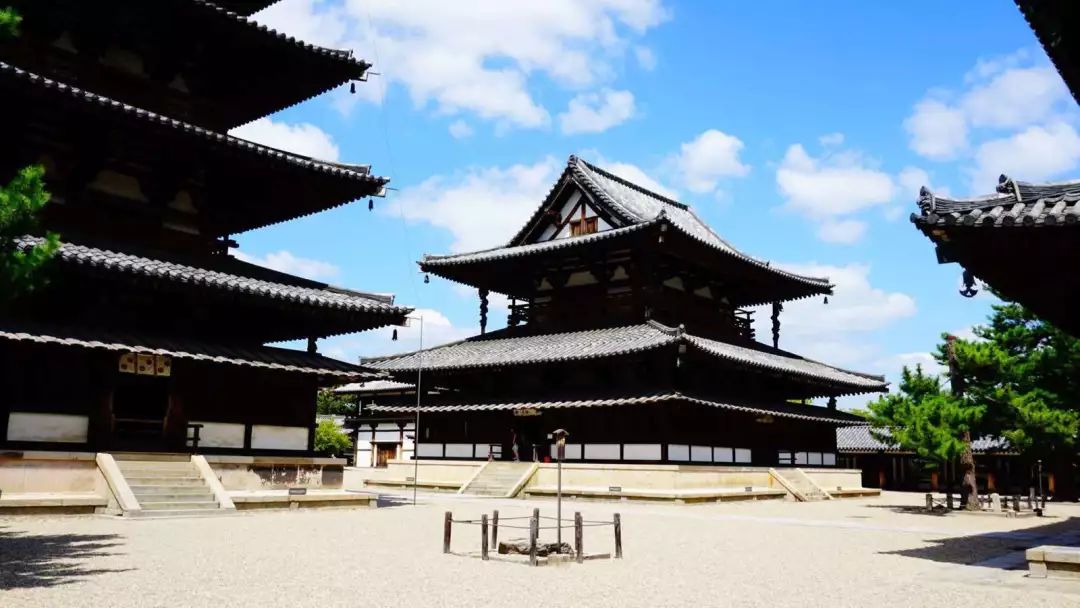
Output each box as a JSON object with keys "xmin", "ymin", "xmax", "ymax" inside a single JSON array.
[
  {"xmin": 1015, "ymin": 0, "xmax": 1080, "ymax": 104},
  {"xmin": 420, "ymin": 156, "xmax": 832, "ymax": 306},
  {"xmin": 369, "ymin": 392, "xmax": 865, "ymax": 424},
  {"xmin": 912, "ymin": 176, "xmax": 1080, "ymax": 335},
  {"xmin": 0, "ymin": 322, "xmax": 381, "ymax": 379},
  {"xmin": 366, "ymin": 321, "xmax": 887, "ymax": 394},
  {"xmin": 3, "ymin": 61, "xmax": 387, "ymax": 235},
  {"xmin": 7, "ymin": 0, "xmax": 370, "ymax": 129}
]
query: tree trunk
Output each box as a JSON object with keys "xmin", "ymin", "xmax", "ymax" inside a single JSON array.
[{"xmin": 960, "ymin": 431, "xmax": 980, "ymax": 511}]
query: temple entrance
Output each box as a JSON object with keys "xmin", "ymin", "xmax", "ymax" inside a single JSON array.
[
  {"xmin": 513, "ymin": 413, "xmax": 547, "ymax": 462},
  {"xmin": 375, "ymin": 443, "xmax": 397, "ymax": 467},
  {"xmin": 111, "ymin": 373, "xmax": 171, "ymax": 450}
]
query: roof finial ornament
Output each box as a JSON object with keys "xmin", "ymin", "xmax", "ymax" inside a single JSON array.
[
  {"xmin": 920, "ymin": 185, "xmax": 936, "ymax": 213},
  {"xmin": 959, "ymin": 269, "xmax": 979, "ymax": 298},
  {"xmin": 998, "ymin": 174, "xmax": 1021, "ymax": 202}
]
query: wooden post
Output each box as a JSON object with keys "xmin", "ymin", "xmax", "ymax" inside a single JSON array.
[
  {"xmin": 1028, "ymin": 487, "xmax": 1036, "ymax": 509},
  {"xmin": 946, "ymin": 491, "xmax": 953, "ymax": 510},
  {"xmin": 574, "ymin": 512, "xmax": 583, "ymax": 564},
  {"xmin": 925, "ymin": 493, "xmax": 933, "ymax": 510},
  {"xmin": 492, "ymin": 509, "xmax": 499, "ymax": 550},
  {"xmin": 529, "ymin": 508, "xmax": 539, "ymax": 567},
  {"xmin": 481, "ymin": 514, "xmax": 489, "ymax": 561},
  {"xmin": 443, "ymin": 511, "xmax": 452, "ymax": 554},
  {"xmin": 613, "ymin": 513, "xmax": 623, "ymax": 559},
  {"xmin": 1013, "ymin": 495, "xmax": 1021, "ymax": 512}
]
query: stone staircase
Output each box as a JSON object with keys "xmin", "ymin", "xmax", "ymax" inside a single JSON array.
[
  {"xmin": 460, "ymin": 461, "xmax": 536, "ymax": 497},
  {"xmin": 116, "ymin": 457, "xmax": 229, "ymax": 517},
  {"xmin": 769, "ymin": 468, "xmax": 832, "ymax": 502}
]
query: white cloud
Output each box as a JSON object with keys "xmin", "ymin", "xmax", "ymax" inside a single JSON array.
[
  {"xmin": 815, "ymin": 219, "xmax": 867, "ymax": 245},
  {"xmin": 233, "ymin": 250, "xmax": 340, "ymax": 281},
  {"xmin": 322, "ymin": 308, "xmax": 476, "ymax": 362},
  {"xmin": 257, "ymin": 0, "xmax": 670, "ymax": 128},
  {"xmin": 389, "ymin": 158, "xmax": 561, "ymax": 252},
  {"xmin": 229, "ymin": 118, "xmax": 340, "ymax": 161},
  {"xmin": 671, "ymin": 129, "xmax": 750, "ymax": 193},
  {"xmin": 903, "ymin": 51, "xmax": 1074, "ymax": 164},
  {"xmin": 776, "ymin": 144, "xmax": 895, "ymax": 219},
  {"xmin": 904, "ymin": 99, "xmax": 968, "ymax": 161},
  {"xmin": 818, "ymin": 132, "xmax": 844, "ymax": 147},
  {"xmin": 754, "ymin": 263, "xmax": 917, "ymax": 371},
  {"xmin": 558, "ymin": 89, "xmax": 636, "ymax": 135},
  {"xmin": 634, "ymin": 46, "xmax": 657, "ymax": 71},
  {"xmin": 874, "ymin": 352, "xmax": 945, "ymax": 377},
  {"xmin": 969, "ymin": 122, "xmax": 1080, "ymax": 191},
  {"xmin": 448, "ymin": 119, "xmax": 474, "ymax": 139},
  {"xmin": 897, "ymin": 166, "xmax": 929, "ymax": 197},
  {"xmin": 961, "ymin": 66, "xmax": 1070, "ymax": 129}
]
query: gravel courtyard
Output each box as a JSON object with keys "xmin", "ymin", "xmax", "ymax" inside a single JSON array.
[{"xmin": 2, "ymin": 492, "xmax": 1079, "ymax": 608}]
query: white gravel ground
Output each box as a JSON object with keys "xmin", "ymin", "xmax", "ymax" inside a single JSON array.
[{"xmin": 2, "ymin": 491, "xmax": 1079, "ymax": 608}]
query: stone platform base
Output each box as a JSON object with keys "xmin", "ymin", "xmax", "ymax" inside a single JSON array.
[
  {"xmin": 0, "ymin": 492, "xmax": 107, "ymax": 515},
  {"xmin": 1027, "ymin": 545, "xmax": 1080, "ymax": 580},
  {"xmin": 230, "ymin": 490, "xmax": 376, "ymax": 510},
  {"xmin": 523, "ymin": 485, "xmax": 787, "ymax": 504}
]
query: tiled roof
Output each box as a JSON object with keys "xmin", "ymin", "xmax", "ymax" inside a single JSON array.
[
  {"xmin": 422, "ymin": 222, "xmax": 656, "ymax": 267},
  {"xmin": 17, "ymin": 237, "xmax": 409, "ymax": 317},
  {"xmin": 369, "ymin": 391, "xmax": 864, "ymax": 424},
  {"xmin": 0, "ymin": 61, "xmax": 386, "ymax": 187},
  {"xmin": 836, "ymin": 425, "xmax": 1011, "ymax": 454},
  {"xmin": 366, "ymin": 321, "xmax": 887, "ymax": 393},
  {"xmin": 0, "ymin": 322, "xmax": 379, "ymax": 378},
  {"xmin": 333, "ymin": 380, "xmax": 415, "ymax": 394},
  {"xmin": 685, "ymin": 334, "xmax": 885, "ymax": 389},
  {"xmin": 208, "ymin": 0, "xmax": 280, "ymax": 17},
  {"xmin": 367, "ymin": 323, "xmax": 672, "ymax": 371},
  {"xmin": 193, "ymin": 0, "xmax": 369, "ymax": 69},
  {"xmin": 913, "ymin": 175, "xmax": 1080, "ymax": 228},
  {"xmin": 426, "ymin": 156, "xmax": 831, "ymax": 294}
]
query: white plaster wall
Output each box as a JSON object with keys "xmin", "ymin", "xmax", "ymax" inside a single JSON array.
[
  {"xmin": 250, "ymin": 425, "xmax": 308, "ymax": 450},
  {"xmin": 6, "ymin": 413, "xmax": 89, "ymax": 443},
  {"xmin": 623, "ymin": 444, "xmax": 662, "ymax": 461},
  {"xmin": 192, "ymin": 421, "xmax": 245, "ymax": 448}
]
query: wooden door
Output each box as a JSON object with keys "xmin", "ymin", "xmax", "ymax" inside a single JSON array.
[{"xmin": 376, "ymin": 444, "xmax": 395, "ymax": 467}]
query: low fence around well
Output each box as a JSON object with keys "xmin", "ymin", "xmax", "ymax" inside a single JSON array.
[{"xmin": 443, "ymin": 507, "xmax": 622, "ymax": 566}]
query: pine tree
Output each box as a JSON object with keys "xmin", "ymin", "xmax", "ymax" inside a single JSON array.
[{"xmin": 1, "ymin": 8, "xmax": 59, "ymax": 305}]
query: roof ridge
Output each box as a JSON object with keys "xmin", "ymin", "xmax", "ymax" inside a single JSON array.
[{"xmin": 572, "ymin": 155, "xmax": 689, "ymax": 210}]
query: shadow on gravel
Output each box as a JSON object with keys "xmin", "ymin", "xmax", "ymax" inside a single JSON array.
[
  {"xmin": 862, "ymin": 504, "xmax": 951, "ymax": 517},
  {"xmin": 0, "ymin": 525, "xmax": 132, "ymax": 589},
  {"xmin": 880, "ymin": 517, "xmax": 1080, "ymax": 569}
]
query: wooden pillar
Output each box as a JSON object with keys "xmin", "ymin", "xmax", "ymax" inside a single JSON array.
[
  {"xmin": 443, "ymin": 511, "xmax": 452, "ymax": 554},
  {"xmin": 770, "ymin": 301, "xmax": 782, "ymax": 349},
  {"xmin": 931, "ymin": 470, "xmax": 940, "ymax": 491},
  {"xmin": 479, "ymin": 288, "xmax": 489, "ymax": 335}
]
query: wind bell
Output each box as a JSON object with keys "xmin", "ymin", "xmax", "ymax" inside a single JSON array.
[{"xmin": 391, "ymin": 328, "xmax": 398, "ymax": 341}]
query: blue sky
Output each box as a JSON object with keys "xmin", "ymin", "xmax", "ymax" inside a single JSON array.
[{"xmin": 228, "ymin": 1, "xmax": 1079, "ymax": 409}]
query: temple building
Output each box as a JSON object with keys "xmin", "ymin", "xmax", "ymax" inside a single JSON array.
[
  {"xmin": 0, "ymin": 0, "xmax": 409, "ymax": 459},
  {"xmin": 911, "ymin": 177, "xmax": 1079, "ymax": 335},
  {"xmin": 363, "ymin": 156, "xmax": 886, "ymax": 468}
]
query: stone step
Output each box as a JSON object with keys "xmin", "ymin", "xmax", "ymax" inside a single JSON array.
[
  {"xmin": 118, "ymin": 459, "xmax": 194, "ymax": 469},
  {"xmin": 133, "ymin": 492, "xmax": 215, "ymax": 503},
  {"xmin": 139, "ymin": 500, "xmax": 220, "ymax": 511},
  {"xmin": 118, "ymin": 467, "xmax": 198, "ymax": 477},
  {"xmin": 130, "ymin": 509, "xmax": 235, "ymax": 519},
  {"xmin": 130, "ymin": 486, "xmax": 213, "ymax": 496},
  {"xmin": 125, "ymin": 476, "xmax": 206, "ymax": 486}
]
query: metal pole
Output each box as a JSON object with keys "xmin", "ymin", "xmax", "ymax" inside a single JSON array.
[
  {"xmin": 1038, "ymin": 459, "xmax": 1045, "ymax": 511},
  {"xmin": 557, "ymin": 449, "xmax": 563, "ymax": 548},
  {"xmin": 412, "ymin": 315, "xmax": 424, "ymax": 507}
]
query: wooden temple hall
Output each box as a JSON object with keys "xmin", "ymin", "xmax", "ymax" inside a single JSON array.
[
  {"xmin": 364, "ymin": 156, "xmax": 887, "ymax": 467},
  {"xmin": 0, "ymin": 0, "xmax": 410, "ymax": 456}
]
